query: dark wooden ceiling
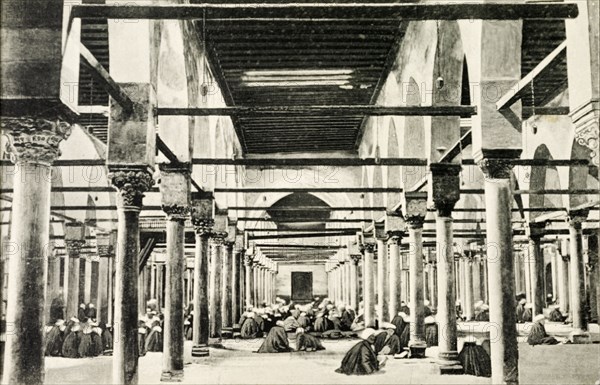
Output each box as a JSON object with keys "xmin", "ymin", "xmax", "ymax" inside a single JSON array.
[
  {"xmin": 204, "ymin": 17, "xmax": 405, "ymax": 153},
  {"xmin": 76, "ymin": 2, "xmax": 570, "ymax": 149},
  {"xmin": 520, "ymin": 19, "xmax": 567, "ymax": 113}
]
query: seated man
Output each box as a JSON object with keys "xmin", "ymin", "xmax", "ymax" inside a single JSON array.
[
  {"xmin": 295, "ymin": 328, "xmax": 325, "ymax": 352},
  {"xmin": 335, "ymin": 328, "xmax": 386, "ymax": 375},
  {"xmin": 424, "ymin": 315, "xmax": 438, "ymax": 347},
  {"xmin": 313, "ymin": 312, "xmax": 331, "ymax": 332},
  {"xmin": 257, "ymin": 320, "xmax": 292, "ymax": 353},
  {"xmin": 475, "ymin": 304, "xmax": 490, "ymax": 322},
  {"xmin": 527, "ymin": 315, "xmax": 560, "ymax": 346},
  {"xmin": 241, "ymin": 311, "xmax": 262, "ymax": 339},
  {"xmin": 516, "ymin": 298, "xmax": 527, "ymax": 323},
  {"xmin": 548, "ymin": 305, "xmax": 566, "ymax": 322}
]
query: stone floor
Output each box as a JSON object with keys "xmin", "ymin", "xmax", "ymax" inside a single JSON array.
[{"xmin": 43, "ymin": 330, "xmax": 600, "ymax": 385}]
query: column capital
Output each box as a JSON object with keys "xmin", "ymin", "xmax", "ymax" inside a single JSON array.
[
  {"xmin": 211, "ymin": 232, "xmax": 227, "ymax": 245},
  {"xmin": 361, "ymin": 243, "xmax": 376, "ymax": 254},
  {"xmin": 568, "ymin": 209, "xmax": 589, "ymax": 228},
  {"xmin": 476, "ymin": 157, "xmax": 514, "ymax": 179},
  {"xmin": 429, "ymin": 163, "xmax": 461, "ymax": 217},
  {"xmin": 193, "ymin": 218, "xmax": 214, "ymax": 236},
  {"xmin": 65, "ymin": 240, "xmax": 85, "ymax": 257},
  {"xmin": 162, "ymin": 204, "xmax": 191, "ymax": 221},
  {"xmin": 1, "ymin": 117, "xmax": 72, "ymax": 166},
  {"xmin": 387, "ymin": 231, "xmax": 404, "ymax": 244},
  {"xmin": 349, "ymin": 254, "xmax": 362, "ymax": 265},
  {"xmin": 108, "ymin": 166, "xmax": 155, "ymax": 209},
  {"xmin": 570, "ymin": 100, "xmax": 599, "ymax": 166},
  {"xmin": 527, "ymin": 221, "xmax": 547, "ymax": 241},
  {"xmin": 403, "ymin": 192, "xmax": 427, "ymax": 229},
  {"xmin": 224, "ymin": 241, "xmax": 235, "ymax": 251}
]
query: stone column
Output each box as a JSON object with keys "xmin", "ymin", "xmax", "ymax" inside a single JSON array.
[
  {"xmin": 551, "ymin": 247, "xmax": 559, "ymax": 302},
  {"xmin": 158, "ymin": 162, "xmax": 191, "ymax": 382},
  {"xmin": 524, "ymin": 247, "xmax": 533, "ymax": 302},
  {"xmin": 568, "ymin": 210, "xmax": 590, "ymax": 342},
  {"xmin": 403, "ymin": 192, "xmax": 427, "ymax": 352},
  {"xmin": 464, "ymin": 254, "xmax": 474, "ymax": 321},
  {"xmin": 191, "ymin": 202, "xmax": 212, "ymax": 358},
  {"xmin": 1, "ymin": 117, "xmax": 71, "ymax": 384},
  {"xmin": 362, "ymin": 242, "xmax": 376, "ymax": 328},
  {"xmin": 232, "ymin": 247, "xmax": 242, "ymax": 326},
  {"xmin": 559, "ymin": 238, "xmax": 570, "ymax": 313},
  {"xmin": 252, "ymin": 261, "xmax": 259, "ymax": 306},
  {"xmin": 528, "ymin": 222, "xmax": 547, "ymax": 316},
  {"xmin": 65, "ymin": 230, "xmax": 85, "ymax": 319},
  {"xmin": 344, "ymin": 259, "xmax": 352, "ymax": 306},
  {"xmin": 388, "ymin": 233, "xmax": 403, "ymax": 319},
  {"xmin": 349, "ymin": 254, "xmax": 361, "ymax": 311},
  {"xmin": 244, "ymin": 256, "xmax": 253, "ymax": 307},
  {"xmin": 477, "ymin": 158, "xmax": 519, "ymax": 385},
  {"xmin": 45, "ymin": 241, "xmax": 62, "ymax": 322},
  {"xmin": 84, "ymin": 257, "xmax": 93, "ymax": 304},
  {"xmin": 109, "ymin": 167, "xmax": 154, "ymax": 384},
  {"xmin": 221, "ymin": 242, "xmax": 233, "ymax": 329},
  {"xmin": 209, "ymin": 236, "xmax": 224, "ymax": 339},
  {"xmin": 375, "ymin": 221, "xmax": 389, "ymax": 323},
  {"xmin": 434, "ymin": 210, "xmax": 461, "ymax": 370},
  {"xmin": 160, "ymin": 203, "xmax": 188, "ymax": 381},
  {"xmin": 96, "ymin": 232, "xmax": 114, "ymax": 325}
]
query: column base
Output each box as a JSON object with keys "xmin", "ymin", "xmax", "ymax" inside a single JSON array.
[
  {"xmin": 408, "ymin": 340, "xmax": 427, "ymax": 358},
  {"xmin": 191, "ymin": 344, "xmax": 210, "ymax": 357},
  {"xmin": 160, "ymin": 370, "xmax": 184, "ymax": 382},
  {"xmin": 437, "ymin": 351, "xmax": 463, "ymax": 375},
  {"xmin": 569, "ymin": 329, "xmax": 592, "ymax": 344}
]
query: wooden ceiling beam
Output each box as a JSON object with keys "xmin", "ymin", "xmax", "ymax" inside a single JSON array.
[
  {"xmin": 157, "ymin": 105, "xmax": 477, "ymax": 117},
  {"xmin": 71, "ymin": 3, "xmax": 579, "ymax": 21}
]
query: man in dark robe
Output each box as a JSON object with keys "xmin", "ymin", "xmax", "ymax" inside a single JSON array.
[
  {"xmin": 78, "ymin": 304, "xmax": 87, "ymax": 322},
  {"xmin": 335, "ymin": 328, "xmax": 384, "ymax": 375},
  {"xmin": 297, "ymin": 312, "xmax": 312, "ymax": 330},
  {"xmin": 424, "ymin": 316, "xmax": 438, "ymax": 347},
  {"xmin": 49, "ymin": 294, "xmax": 65, "ymax": 324},
  {"xmin": 548, "ymin": 306, "xmax": 565, "ymax": 322},
  {"xmin": 313, "ymin": 312, "xmax": 330, "ymax": 332},
  {"xmin": 45, "ymin": 319, "xmax": 66, "ymax": 356},
  {"xmin": 257, "ymin": 321, "xmax": 292, "ymax": 353},
  {"xmin": 240, "ymin": 312, "xmax": 262, "ymax": 338},
  {"xmin": 458, "ymin": 337, "xmax": 491, "ymax": 377},
  {"xmin": 340, "ymin": 308, "xmax": 355, "ymax": 331},
  {"xmin": 516, "ymin": 298, "xmax": 527, "ymax": 323},
  {"xmin": 295, "ymin": 328, "xmax": 325, "ymax": 352},
  {"xmin": 62, "ymin": 318, "xmax": 82, "ymax": 358},
  {"xmin": 85, "ymin": 303, "xmax": 97, "ymax": 321},
  {"xmin": 527, "ymin": 315, "xmax": 560, "ymax": 345},
  {"xmin": 475, "ymin": 304, "xmax": 490, "ymax": 321},
  {"xmin": 399, "ymin": 302, "xmax": 410, "ymax": 315}
]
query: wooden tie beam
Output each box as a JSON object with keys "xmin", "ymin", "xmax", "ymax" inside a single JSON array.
[
  {"xmin": 70, "ymin": 3, "xmax": 578, "ymax": 21},
  {"xmin": 157, "ymin": 105, "xmax": 477, "ymax": 117}
]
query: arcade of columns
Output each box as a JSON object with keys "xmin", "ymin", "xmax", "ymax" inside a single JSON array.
[{"xmin": 1, "ymin": 2, "xmax": 599, "ymax": 385}]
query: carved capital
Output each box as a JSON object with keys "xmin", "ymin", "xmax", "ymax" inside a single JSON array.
[
  {"xmin": 1, "ymin": 117, "xmax": 72, "ymax": 165},
  {"xmin": 108, "ymin": 167, "xmax": 154, "ymax": 208},
  {"xmin": 65, "ymin": 240, "xmax": 85, "ymax": 258},
  {"xmin": 361, "ymin": 243, "xmax": 376, "ymax": 253},
  {"xmin": 403, "ymin": 193, "xmax": 427, "ymax": 229},
  {"xmin": 349, "ymin": 254, "xmax": 362, "ymax": 265},
  {"xmin": 527, "ymin": 221, "xmax": 547, "ymax": 241},
  {"xmin": 244, "ymin": 255, "xmax": 254, "ymax": 266},
  {"xmin": 162, "ymin": 204, "xmax": 190, "ymax": 221},
  {"xmin": 568, "ymin": 209, "xmax": 589, "ymax": 228},
  {"xmin": 571, "ymin": 101, "xmax": 599, "ymax": 166},
  {"xmin": 193, "ymin": 218, "xmax": 214, "ymax": 236},
  {"xmin": 211, "ymin": 232, "xmax": 227, "ymax": 245},
  {"xmin": 405, "ymin": 215, "xmax": 425, "ymax": 229},
  {"xmin": 97, "ymin": 245, "xmax": 114, "ymax": 258},
  {"xmin": 429, "ymin": 163, "xmax": 461, "ymax": 216},
  {"xmin": 477, "ymin": 158, "xmax": 514, "ymax": 179},
  {"xmin": 387, "ymin": 231, "xmax": 404, "ymax": 244}
]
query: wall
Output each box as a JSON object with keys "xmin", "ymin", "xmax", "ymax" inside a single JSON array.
[{"xmin": 275, "ymin": 263, "xmax": 327, "ymax": 303}]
